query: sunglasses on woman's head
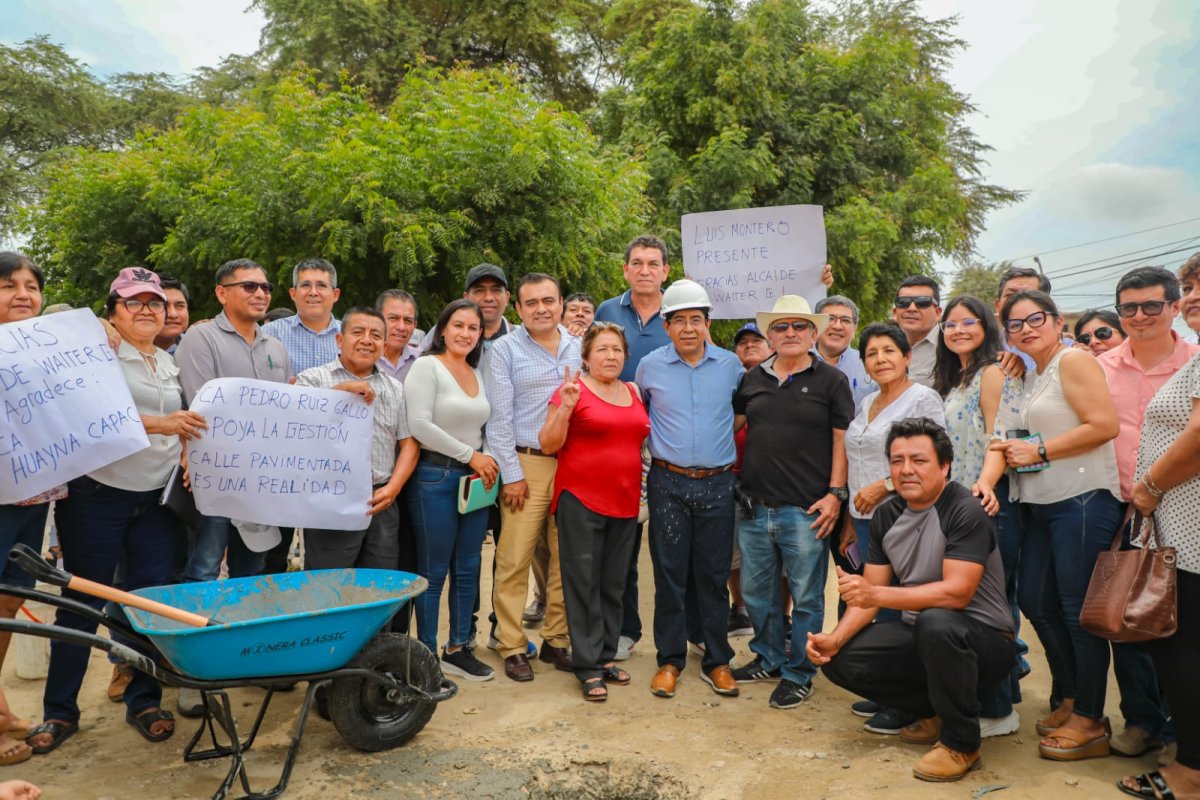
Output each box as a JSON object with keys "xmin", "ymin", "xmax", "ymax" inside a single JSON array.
[
  {"xmin": 894, "ymin": 295, "xmax": 936, "ymax": 310},
  {"xmin": 1076, "ymin": 327, "xmax": 1116, "ymax": 346}
]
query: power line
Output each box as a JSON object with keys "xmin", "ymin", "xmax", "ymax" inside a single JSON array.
[
  {"xmin": 1045, "ymin": 233, "xmax": 1200, "ymax": 275},
  {"xmin": 1006, "ymin": 215, "xmax": 1200, "ymax": 262},
  {"xmin": 1045, "ymin": 241, "xmax": 1200, "ymax": 283}
]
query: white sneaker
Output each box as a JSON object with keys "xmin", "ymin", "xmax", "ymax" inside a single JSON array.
[
  {"xmin": 614, "ymin": 635, "xmax": 636, "ymax": 661},
  {"xmin": 980, "ymin": 710, "xmax": 1020, "ymax": 738}
]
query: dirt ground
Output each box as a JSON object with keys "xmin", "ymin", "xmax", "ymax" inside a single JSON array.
[{"xmin": 6, "ymin": 534, "xmax": 1159, "ymax": 800}]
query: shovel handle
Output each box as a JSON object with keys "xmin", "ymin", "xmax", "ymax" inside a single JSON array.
[{"xmin": 9, "ymin": 544, "xmax": 216, "ymax": 628}]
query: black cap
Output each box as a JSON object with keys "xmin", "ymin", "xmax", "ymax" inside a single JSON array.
[{"xmin": 464, "ymin": 263, "xmax": 508, "ymax": 291}]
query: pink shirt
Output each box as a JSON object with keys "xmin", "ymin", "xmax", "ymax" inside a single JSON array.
[{"xmin": 1099, "ymin": 332, "xmax": 1200, "ymax": 500}]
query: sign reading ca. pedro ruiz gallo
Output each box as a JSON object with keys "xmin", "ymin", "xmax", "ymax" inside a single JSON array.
[{"xmin": 681, "ymin": 204, "xmax": 827, "ymax": 319}]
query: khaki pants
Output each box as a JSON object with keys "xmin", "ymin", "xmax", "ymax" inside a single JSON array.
[{"xmin": 493, "ymin": 453, "xmax": 568, "ymax": 657}]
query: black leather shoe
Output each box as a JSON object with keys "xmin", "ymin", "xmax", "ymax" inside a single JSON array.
[
  {"xmin": 504, "ymin": 653, "xmax": 534, "ymax": 682},
  {"xmin": 538, "ymin": 641, "xmax": 572, "ymax": 672}
]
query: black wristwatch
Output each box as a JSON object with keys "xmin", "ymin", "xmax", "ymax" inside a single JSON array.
[
  {"xmin": 828, "ymin": 486, "xmax": 849, "ymax": 502},
  {"xmin": 1037, "ymin": 444, "xmax": 1049, "ymax": 463}
]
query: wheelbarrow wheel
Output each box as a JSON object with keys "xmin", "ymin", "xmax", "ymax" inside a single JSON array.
[{"xmin": 328, "ymin": 633, "xmax": 439, "ymax": 752}]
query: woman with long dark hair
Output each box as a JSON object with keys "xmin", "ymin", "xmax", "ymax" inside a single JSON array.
[{"xmin": 404, "ymin": 299, "xmax": 500, "ymax": 682}]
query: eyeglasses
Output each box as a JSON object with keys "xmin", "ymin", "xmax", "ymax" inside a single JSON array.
[
  {"xmin": 942, "ymin": 318, "xmax": 981, "ymax": 333},
  {"xmin": 1076, "ymin": 327, "xmax": 1116, "ymax": 346},
  {"xmin": 220, "ymin": 281, "xmax": 273, "ymax": 294},
  {"xmin": 894, "ymin": 295, "xmax": 936, "ymax": 310},
  {"xmin": 1116, "ymin": 300, "xmax": 1167, "ymax": 318},
  {"xmin": 120, "ymin": 298, "xmax": 166, "ymax": 313},
  {"xmin": 668, "ymin": 316, "xmax": 708, "ymax": 329},
  {"xmin": 825, "ymin": 315, "xmax": 855, "ymax": 327},
  {"xmin": 1004, "ymin": 311, "xmax": 1051, "ymax": 334},
  {"xmin": 296, "ymin": 280, "xmax": 334, "ymax": 293},
  {"xmin": 769, "ymin": 320, "xmax": 814, "ymax": 334}
]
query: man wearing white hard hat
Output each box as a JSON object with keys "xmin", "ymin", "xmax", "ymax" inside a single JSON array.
[
  {"xmin": 635, "ymin": 279, "xmax": 744, "ymax": 700},
  {"xmin": 730, "ymin": 295, "xmax": 854, "ymax": 710}
]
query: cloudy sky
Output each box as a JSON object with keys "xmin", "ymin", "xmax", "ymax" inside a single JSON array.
[{"xmin": 6, "ymin": 0, "xmax": 1198, "ymax": 311}]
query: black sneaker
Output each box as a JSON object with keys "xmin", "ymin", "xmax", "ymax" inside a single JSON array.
[
  {"xmin": 731, "ymin": 656, "xmax": 781, "ymax": 683},
  {"xmin": 727, "ymin": 607, "xmax": 753, "ymax": 637},
  {"xmin": 769, "ymin": 678, "xmax": 813, "ymax": 709},
  {"xmin": 863, "ymin": 706, "xmax": 917, "ymax": 734},
  {"xmin": 851, "ymin": 699, "xmax": 882, "ymax": 718},
  {"xmin": 440, "ymin": 647, "xmax": 495, "ymax": 682}
]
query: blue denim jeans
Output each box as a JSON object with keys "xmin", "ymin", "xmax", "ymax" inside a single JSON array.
[
  {"xmin": 1018, "ymin": 489, "xmax": 1124, "ymax": 720},
  {"xmin": 406, "ymin": 462, "xmax": 490, "ymax": 653},
  {"xmin": 183, "ymin": 514, "xmax": 265, "ymax": 582},
  {"xmin": 737, "ymin": 503, "xmax": 828, "ymax": 686},
  {"xmin": 0, "ymin": 502, "xmax": 50, "ymax": 588},
  {"xmin": 979, "ymin": 478, "xmax": 1026, "ymax": 717},
  {"xmin": 46, "ymin": 476, "xmax": 177, "ymax": 722}
]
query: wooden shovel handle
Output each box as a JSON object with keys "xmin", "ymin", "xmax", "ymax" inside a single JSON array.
[{"xmin": 68, "ymin": 577, "xmax": 214, "ymax": 628}]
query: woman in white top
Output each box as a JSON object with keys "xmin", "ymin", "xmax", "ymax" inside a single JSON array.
[
  {"xmin": 992, "ymin": 290, "xmax": 1122, "ymax": 762},
  {"xmin": 404, "ymin": 299, "xmax": 499, "ymax": 682},
  {"xmin": 30, "ymin": 268, "xmax": 207, "ymax": 755}
]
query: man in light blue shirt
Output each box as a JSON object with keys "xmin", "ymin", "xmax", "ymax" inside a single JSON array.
[
  {"xmin": 814, "ymin": 295, "xmax": 875, "ymax": 407},
  {"xmin": 635, "ymin": 279, "xmax": 743, "ymax": 700},
  {"xmin": 483, "ymin": 273, "xmax": 582, "ymax": 681},
  {"xmin": 261, "ymin": 257, "xmax": 342, "ymax": 374}
]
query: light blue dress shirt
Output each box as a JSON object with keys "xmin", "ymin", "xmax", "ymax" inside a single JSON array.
[
  {"xmin": 261, "ymin": 314, "xmax": 340, "ymax": 376},
  {"xmin": 815, "ymin": 346, "xmax": 876, "ymax": 406},
  {"xmin": 635, "ymin": 342, "xmax": 742, "ymax": 468}
]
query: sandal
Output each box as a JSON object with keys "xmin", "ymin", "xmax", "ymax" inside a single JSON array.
[
  {"xmin": 0, "ymin": 736, "xmax": 31, "ymax": 766},
  {"xmin": 126, "ymin": 707, "xmax": 175, "ymax": 743},
  {"xmin": 28, "ymin": 720, "xmax": 78, "ymax": 755},
  {"xmin": 1039, "ymin": 726, "xmax": 1110, "ymax": 761},
  {"xmin": 1118, "ymin": 771, "xmax": 1176, "ymax": 799},
  {"xmin": 581, "ymin": 677, "xmax": 608, "ymax": 702},
  {"xmin": 601, "ymin": 664, "xmax": 631, "ymax": 686}
]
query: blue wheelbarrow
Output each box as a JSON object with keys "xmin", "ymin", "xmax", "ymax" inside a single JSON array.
[{"xmin": 0, "ymin": 544, "xmax": 457, "ymax": 800}]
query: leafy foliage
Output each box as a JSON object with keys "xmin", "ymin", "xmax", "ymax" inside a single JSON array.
[
  {"xmin": 948, "ymin": 260, "xmax": 1016, "ymax": 305},
  {"xmin": 23, "ymin": 69, "xmax": 649, "ymax": 318}
]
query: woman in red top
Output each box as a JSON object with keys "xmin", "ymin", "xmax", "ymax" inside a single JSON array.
[{"xmin": 540, "ymin": 322, "xmax": 650, "ymax": 702}]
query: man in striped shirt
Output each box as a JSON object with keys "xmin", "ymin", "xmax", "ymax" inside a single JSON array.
[{"xmin": 262, "ymin": 257, "xmax": 342, "ymax": 375}]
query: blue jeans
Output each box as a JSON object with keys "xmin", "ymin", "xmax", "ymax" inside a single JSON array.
[
  {"xmin": 647, "ymin": 467, "xmax": 735, "ymax": 672},
  {"xmin": 979, "ymin": 478, "xmax": 1026, "ymax": 717},
  {"xmin": 183, "ymin": 514, "xmax": 265, "ymax": 582},
  {"xmin": 0, "ymin": 503, "xmax": 50, "ymax": 588},
  {"xmin": 1018, "ymin": 489, "xmax": 1124, "ymax": 720},
  {"xmin": 46, "ymin": 476, "xmax": 177, "ymax": 722},
  {"xmin": 406, "ymin": 462, "xmax": 489, "ymax": 653},
  {"xmin": 737, "ymin": 504, "xmax": 828, "ymax": 686}
]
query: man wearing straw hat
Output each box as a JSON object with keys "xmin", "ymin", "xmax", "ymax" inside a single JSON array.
[{"xmin": 730, "ymin": 295, "xmax": 853, "ymax": 710}]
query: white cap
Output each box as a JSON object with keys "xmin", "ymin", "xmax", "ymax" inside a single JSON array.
[{"xmin": 231, "ymin": 520, "xmax": 283, "ymax": 553}]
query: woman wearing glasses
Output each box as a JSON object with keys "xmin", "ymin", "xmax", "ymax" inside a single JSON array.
[
  {"xmin": 1073, "ymin": 310, "xmax": 1126, "ymax": 357},
  {"xmin": 932, "ymin": 295, "xmax": 1025, "ymax": 736},
  {"xmin": 991, "ymin": 290, "xmax": 1122, "ymax": 762},
  {"xmin": 29, "ymin": 268, "xmax": 207, "ymax": 755}
]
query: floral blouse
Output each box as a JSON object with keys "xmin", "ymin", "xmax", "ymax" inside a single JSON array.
[{"xmin": 944, "ymin": 368, "xmax": 1024, "ymax": 495}]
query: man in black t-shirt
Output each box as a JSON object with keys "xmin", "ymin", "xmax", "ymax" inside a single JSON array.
[{"xmin": 808, "ymin": 417, "xmax": 1017, "ymax": 783}]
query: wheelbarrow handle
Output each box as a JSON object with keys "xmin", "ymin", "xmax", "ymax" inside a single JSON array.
[{"xmin": 8, "ymin": 543, "xmax": 217, "ymax": 629}]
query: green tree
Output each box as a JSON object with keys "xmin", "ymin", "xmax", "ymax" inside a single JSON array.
[
  {"xmin": 22, "ymin": 68, "xmax": 649, "ymax": 318},
  {"xmin": 947, "ymin": 260, "xmax": 1015, "ymax": 305},
  {"xmin": 599, "ymin": 0, "xmax": 1022, "ymax": 322}
]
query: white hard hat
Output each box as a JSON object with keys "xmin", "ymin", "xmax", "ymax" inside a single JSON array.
[{"xmin": 660, "ymin": 279, "xmax": 713, "ymax": 317}]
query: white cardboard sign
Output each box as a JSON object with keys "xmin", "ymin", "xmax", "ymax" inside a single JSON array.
[
  {"xmin": 0, "ymin": 309, "xmax": 150, "ymax": 504},
  {"xmin": 681, "ymin": 204, "xmax": 828, "ymax": 319},
  {"xmin": 186, "ymin": 378, "xmax": 374, "ymax": 531}
]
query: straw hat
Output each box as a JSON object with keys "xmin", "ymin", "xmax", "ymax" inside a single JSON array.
[{"xmin": 755, "ymin": 295, "xmax": 829, "ymax": 336}]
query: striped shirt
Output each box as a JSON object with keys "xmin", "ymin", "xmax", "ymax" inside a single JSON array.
[
  {"xmin": 295, "ymin": 358, "xmax": 411, "ymax": 485},
  {"xmin": 262, "ymin": 314, "xmax": 341, "ymax": 375},
  {"xmin": 482, "ymin": 325, "xmax": 582, "ymax": 483}
]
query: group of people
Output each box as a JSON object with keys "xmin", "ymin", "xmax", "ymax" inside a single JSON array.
[{"xmin": 0, "ymin": 237, "xmax": 1196, "ymax": 798}]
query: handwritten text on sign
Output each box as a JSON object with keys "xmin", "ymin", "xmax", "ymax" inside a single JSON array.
[
  {"xmin": 681, "ymin": 205, "xmax": 827, "ymax": 319},
  {"xmin": 0, "ymin": 309, "xmax": 150, "ymax": 504},
  {"xmin": 187, "ymin": 378, "xmax": 373, "ymax": 531}
]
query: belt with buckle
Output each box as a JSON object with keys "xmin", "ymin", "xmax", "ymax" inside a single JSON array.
[
  {"xmin": 651, "ymin": 459, "xmax": 733, "ymax": 480},
  {"xmin": 516, "ymin": 446, "xmax": 554, "ymax": 458}
]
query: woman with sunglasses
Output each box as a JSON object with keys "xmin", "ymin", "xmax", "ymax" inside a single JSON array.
[
  {"xmin": 992, "ymin": 290, "xmax": 1122, "ymax": 762},
  {"xmin": 29, "ymin": 268, "xmax": 207, "ymax": 755},
  {"xmin": 933, "ymin": 295, "xmax": 1025, "ymax": 736},
  {"xmin": 1073, "ymin": 310, "xmax": 1126, "ymax": 357}
]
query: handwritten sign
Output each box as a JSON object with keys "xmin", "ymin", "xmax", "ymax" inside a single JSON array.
[
  {"xmin": 187, "ymin": 378, "xmax": 374, "ymax": 531},
  {"xmin": 681, "ymin": 204, "xmax": 827, "ymax": 319},
  {"xmin": 0, "ymin": 309, "xmax": 150, "ymax": 504}
]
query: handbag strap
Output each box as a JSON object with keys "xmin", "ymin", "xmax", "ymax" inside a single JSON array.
[{"xmin": 1128, "ymin": 511, "xmax": 1166, "ymax": 551}]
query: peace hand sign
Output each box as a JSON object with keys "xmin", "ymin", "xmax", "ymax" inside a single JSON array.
[{"xmin": 560, "ymin": 366, "xmax": 583, "ymax": 410}]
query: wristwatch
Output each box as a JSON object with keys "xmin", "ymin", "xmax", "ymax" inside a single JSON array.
[
  {"xmin": 1037, "ymin": 444, "xmax": 1049, "ymax": 463},
  {"xmin": 828, "ymin": 486, "xmax": 849, "ymax": 502},
  {"xmin": 883, "ymin": 477, "xmax": 895, "ymax": 492}
]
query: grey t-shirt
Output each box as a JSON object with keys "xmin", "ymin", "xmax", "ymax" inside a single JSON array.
[{"xmin": 868, "ymin": 481, "xmax": 1013, "ymax": 632}]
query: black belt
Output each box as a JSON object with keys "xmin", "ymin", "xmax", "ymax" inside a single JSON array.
[
  {"xmin": 419, "ymin": 451, "xmax": 461, "ymax": 468},
  {"xmin": 651, "ymin": 459, "xmax": 733, "ymax": 480},
  {"xmin": 516, "ymin": 446, "xmax": 554, "ymax": 458},
  {"xmin": 745, "ymin": 494, "xmax": 788, "ymax": 508}
]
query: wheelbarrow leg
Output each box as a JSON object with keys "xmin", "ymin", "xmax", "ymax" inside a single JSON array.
[{"xmin": 184, "ymin": 688, "xmax": 277, "ymax": 762}]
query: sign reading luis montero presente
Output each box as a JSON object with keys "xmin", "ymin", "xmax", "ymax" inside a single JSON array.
[
  {"xmin": 681, "ymin": 204, "xmax": 828, "ymax": 319},
  {"xmin": 186, "ymin": 377, "xmax": 374, "ymax": 531},
  {"xmin": 0, "ymin": 309, "xmax": 150, "ymax": 504}
]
